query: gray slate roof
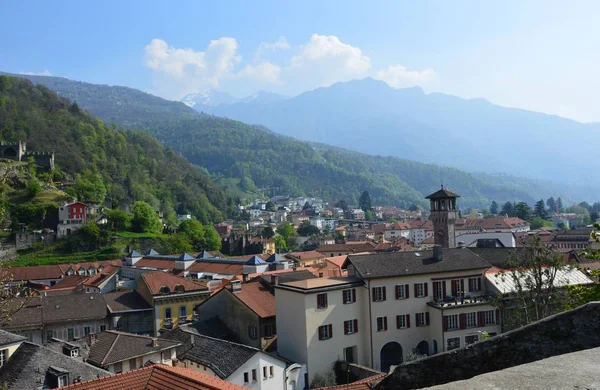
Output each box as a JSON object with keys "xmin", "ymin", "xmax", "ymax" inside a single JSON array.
[
  {"xmin": 87, "ymin": 331, "xmax": 181, "ymax": 366},
  {"xmin": 467, "ymin": 248, "xmax": 527, "ymax": 268},
  {"xmin": 426, "ymin": 187, "xmax": 460, "ymax": 199},
  {"xmin": 43, "ymin": 293, "xmax": 108, "ymax": 324},
  {"xmin": 0, "ymin": 329, "xmax": 26, "ymax": 346},
  {"xmin": 104, "ymin": 290, "xmax": 153, "ymax": 313},
  {"xmin": 252, "ymin": 270, "xmax": 317, "ymax": 287},
  {"xmin": 347, "ymin": 249, "xmax": 492, "ymax": 279},
  {"xmin": 0, "ymin": 342, "xmax": 110, "ymax": 389},
  {"xmin": 160, "ymin": 327, "xmax": 259, "ymax": 379}
]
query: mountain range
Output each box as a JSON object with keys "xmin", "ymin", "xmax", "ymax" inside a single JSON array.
[
  {"xmin": 2, "ymin": 71, "xmax": 594, "ymax": 209},
  {"xmin": 195, "ymin": 78, "xmax": 599, "ymax": 187}
]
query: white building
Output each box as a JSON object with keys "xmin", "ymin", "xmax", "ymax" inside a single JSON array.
[
  {"xmin": 383, "ymin": 222, "xmax": 411, "ymax": 241},
  {"xmin": 275, "ymin": 247, "xmax": 501, "ymax": 384}
]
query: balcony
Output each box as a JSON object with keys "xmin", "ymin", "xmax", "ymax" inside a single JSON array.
[{"xmin": 427, "ymin": 295, "xmax": 493, "ymax": 309}]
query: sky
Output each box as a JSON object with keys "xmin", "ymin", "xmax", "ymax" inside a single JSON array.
[{"xmin": 1, "ymin": 0, "xmax": 599, "ymax": 122}]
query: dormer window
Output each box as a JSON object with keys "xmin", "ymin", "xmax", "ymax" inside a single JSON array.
[
  {"xmin": 174, "ymin": 284, "xmax": 185, "ymax": 294},
  {"xmin": 159, "ymin": 286, "xmax": 170, "ymax": 295}
]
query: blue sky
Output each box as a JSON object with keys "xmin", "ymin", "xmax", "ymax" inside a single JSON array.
[{"xmin": 1, "ymin": 0, "xmax": 598, "ymax": 122}]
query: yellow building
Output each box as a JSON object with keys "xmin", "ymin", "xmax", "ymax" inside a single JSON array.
[{"xmin": 138, "ymin": 271, "xmax": 210, "ymax": 336}]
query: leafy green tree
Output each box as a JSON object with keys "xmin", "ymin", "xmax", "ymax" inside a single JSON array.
[
  {"xmin": 265, "ymin": 201, "xmax": 276, "ymax": 211},
  {"xmin": 501, "ymin": 201, "xmax": 514, "ymax": 217},
  {"xmin": 67, "ymin": 170, "xmax": 107, "ymax": 204},
  {"xmin": 260, "ymin": 226, "xmax": 275, "ymax": 239},
  {"xmin": 365, "ymin": 210, "xmax": 374, "ymax": 221},
  {"xmin": 131, "ymin": 201, "xmax": 162, "ymax": 233},
  {"xmin": 579, "ymin": 201, "xmax": 591, "ymax": 211},
  {"xmin": 26, "ymin": 178, "xmax": 42, "ymax": 197},
  {"xmin": 557, "ymin": 197, "xmax": 564, "ymax": 213},
  {"xmin": 273, "ymin": 235, "xmax": 287, "ymax": 253},
  {"xmin": 297, "ymin": 221, "xmax": 320, "ymax": 236},
  {"xmin": 514, "ymin": 202, "xmax": 533, "ymax": 221},
  {"xmin": 591, "ymin": 211, "xmax": 599, "ymax": 223},
  {"xmin": 359, "ymin": 191, "xmax": 372, "ymax": 212},
  {"xmin": 277, "ymin": 221, "xmax": 295, "ymax": 241},
  {"xmin": 546, "ymin": 197, "xmax": 556, "ymax": 213},
  {"xmin": 335, "ymin": 200, "xmax": 349, "ymax": 211},
  {"xmin": 178, "ymin": 218, "xmax": 206, "ymax": 246},
  {"xmin": 105, "ymin": 209, "xmax": 132, "ymax": 231},
  {"xmin": 530, "ymin": 216, "xmax": 553, "ymax": 230},
  {"xmin": 534, "ymin": 199, "xmax": 547, "ymax": 219},
  {"xmin": 489, "ymin": 201, "xmax": 499, "ymax": 215},
  {"xmin": 203, "ymin": 225, "xmax": 222, "ymax": 251}
]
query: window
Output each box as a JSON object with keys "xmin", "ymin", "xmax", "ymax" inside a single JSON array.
[
  {"xmin": 58, "ymin": 374, "xmax": 68, "ymax": 387},
  {"xmin": 372, "ymin": 286, "xmax": 386, "ymax": 302},
  {"xmin": 248, "ymin": 325, "xmax": 258, "ymax": 339},
  {"xmin": 114, "ymin": 361, "xmax": 123, "ymax": 373},
  {"xmin": 344, "ymin": 319, "xmax": 358, "ymax": 335},
  {"xmin": 465, "ymin": 335, "xmax": 479, "ymax": 345},
  {"xmin": 416, "ymin": 312, "xmax": 430, "ymax": 327},
  {"xmin": 466, "ymin": 312, "xmax": 477, "ymax": 328},
  {"xmin": 264, "ymin": 324, "xmax": 274, "ymax": 338},
  {"xmin": 84, "ymin": 327, "xmax": 91, "ymax": 336},
  {"xmin": 269, "ymin": 366, "xmax": 274, "ymax": 377},
  {"xmin": 414, "ymin": 283, "xmax": 427, "ymax": 297},
  {"xmin": 395, "ymin": 284, "xmax": 408, "ymax": 300},
  {"xmin": 263, "ymin": 366, "xmax": 268, "ymax": 379},
  {"xmin": 445, "ymin": 314, "xmax": 459, "ymax": 330},
  {"xmin": 70, "ymin": 349, "xmax": 79, "ymax": 358},
  {"xmin": 165, "ymin": 307, "xmax": 172, "ymax": 319},
  {"xmin": 46, "ymin": 330, "xmax": 53, "ymax": 341},
  {"xmin": 244, "ymin": 372, "xmax": 249, "ymax": 383},
  {"xmin": 468, "ymin": 277, "xmax": 481, "ymax": 292},
  {"xmin": 252, "ymin": 369, "xmax": 257, "ymax": 381},
  {"xmin": 318, "ymin": 325, "xmax": 333, "ymax": 340},
  {"xmin": 179, "ymin": 306, "xmax": 187, "ymax": 319},
  {"xmin": 451, "ymin": 279, "xmax": 463, "ymax": 297},
  {"xmin": 376, "ymin": 316, "xmax": 388, "ymax": 332},
  {"xmin": 0, "ymin": 349, "xmax": 6, "ymax": 367},
  {"xmin": 319, "ymin": 272, "xmax": 324, "ymax": 278},
  {"xmin": 317, "ymin": 293, "xmax": 328, "ymax": 309},
  {"xmin": 100, "ymin": 325, "xmax": 106, "ymax": 332},
  {"xmin": 396, "ymin": 314, "xmax": 409, "ymax": 329},
  {"xmin": 433, "ymin": 281, "xmax": 445, "ymax": 300},
  {"xmin": 129, "ymin": 358, "xmax": 137, "ymax": 370},
  {"xmin": 484, "ymin": 310, "xmax": 496, "ymax": 325},
  {"xmin": 447, "ymin": 337, "xmax": 460, "ymax": 351},
  {"xmin": 67, "ymin": 328, "xmax": 74, "ymax": 340},
  {"xmin": 343, "ymin": 288, "xmax": 356, "ymax": 304}
]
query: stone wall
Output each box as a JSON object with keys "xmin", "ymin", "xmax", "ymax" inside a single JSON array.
[
  {"xmin": 15, "ymin": 231, "xmax": 57, "ymax": 248},
  {"xmin": 334, "ymin": 361, "xmax": 383, "ymax": 385},
  {"xmin": 377, "ymin": 302, "xmax": 600, "ymax": 389}
]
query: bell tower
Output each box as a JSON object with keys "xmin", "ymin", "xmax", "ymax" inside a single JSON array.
[{"xmin": 426, "ymin": 186, "xmax": 460, "ymax": 248}]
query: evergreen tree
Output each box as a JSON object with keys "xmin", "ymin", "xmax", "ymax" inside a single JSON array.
[
  {"xmin": 557, "ymin": 197, "xmax": 564, "ymax": 213},
  {"xmin": 514, "ymin": 202, "xmax": 533, "ymax": 221},
  {"xmin": 546, "ymin": 197, "xmax": 557, "ymax": 214},
  {"xmin": 501, "ymin": 201, "xmax": 514, "ymax": 217},
  {"xmin": 534, "ymin": 199, "xmax": 547, "ymax": 219},
  {"xmin": 490, "ymin": 201, "xmax": 499, "ymax": 215},
  {"xmin": 359, "ymin": 191, "xmax": 372, "ymax": 212}
]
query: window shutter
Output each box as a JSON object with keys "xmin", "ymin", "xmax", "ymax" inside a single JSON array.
[
  {"xmin": 405, "ymin": 284, "xmax": 410, "ymax": 299},
  {"xmin": 424, "ymin": 283, "xmax": 429, "ymax": 297},
  {"xmin": 478, "ymin": 278, "xmax": 482, "ymax": 291},
  {"xmin": 443, "ymin": 316, "xmax": 448, "ymax": 331},
  {"xmin": 459, "ymin": 314, "xmax": 466, "ymax": 330},
  {"xmin": 352, "ymin": 288, "xmax": 356, "ymax": 303},
  {"xmin": 324, "ymin": 294, "xmax": 328, "ymax": 307},
  {"xmin": 395, "ymin": 285, "xmax": 399, "ymax": 299},
  {"xmin": 382, "ymin": 286, "xmax": 386, "ymax": 301},
  {"xmin": 451, "ymin": 280, "xmax": 458, "ymax": 297},
  {"xmin": 414, "ymin": 284, "xmax": 418, "ymax": 297},
  {"xmin": 496, "ymin": 309, "xmax": 500, "ymax": 325},
  {"xmin": 396, "ymin": 315, "xmax": 400, "ymax": 329},
  {"xmin": 317, "ymin": 295, "xmax": 320, "ymax": 307},
  {"xmin": 477, "ymin": 311, "xmax": 484, "ymax": 327},
  {"xmin": 425, "ymin": 312, "xmax": 430, "ymax": 326},
  {"xmin": 318, "ymin": 327, "xmax": 323, "ymax": 340},
  {"xmin": 384, "ymin": 317, "xmax": 388, "ymax": 331},
  {"xmin": 406, "ymin": 314, "xmax": 411, "ymax": 328},
  {"xmin": 344, "ymin": 321, "xmax": 349, "ymax": 335},
  {"xmin": 442, "ymin": 281, "xmax": 447, "ymax": 298},
  {"xmin": 328, "ymin": 324, "xmax": 333, "ymax": 338},
  {"xmin": 460, "ymin": 280, "xmax": 465, "ymax": 294},
  {"xmin": 354, "ymin": 319, "xmax": 358, "ymax": 333},
  {"xmin": 468, "ymin": 279, "xmax": 472, "ymax": 292},
  {"xmin": 372, "ymin": 287, "xmax": 376, "ymax": 302}
]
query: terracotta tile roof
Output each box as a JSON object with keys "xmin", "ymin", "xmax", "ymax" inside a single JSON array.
[
  {"xmin": 233, "ymin": 282, "xmax": 275, "ymax": 318},
  {"xmin": 314, "ymin": 373, "xmax": 386, "ymax": 389},
  {"xmin": 87, "ymin": 331, "xmax": 181, "ymax": 366},
  {"xmin": 386, "ymin": 222, "xmax": 411, "ymax": 230},
  {"xmin": 316, "ymin": 244, "xmax": 354, "ymax": 253},
  {"xmin": 285, "ymin": 250, "xmax": 326, "ymax": 261},
  {"xmin": 83, "ymin": 265, "xmax": 119, "ymax": 287},
  {"xmin": 104, "ymin": 290, "xmax": 153, "ymax": 313},
  {"xmin": 61, "ymin": 363, "xmax": 246, "ymax": 390},
  {"xmin": 141, "ymin": 271, "xmax": 208, "ymax": 296},
  {"xmin": 48, "ymin": 275, "xmax": 88, "ymax": 290},
  {"xmin": 186, "ymin": 262, "xmax": 244, "ymax": 275},
  {"xmin": 6, "ymin": 264, "xmax": 65, "ymax": 281},
  {"xmin": 133, "ymin": 258, "xmax": 176, "ymax": 270},
  {"xmin": 58, "ymin": 260, "xmax": 122, "ymax": 273}
]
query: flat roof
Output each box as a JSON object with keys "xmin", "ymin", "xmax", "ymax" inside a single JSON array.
[{"xmin": 275, "ymin": 277, "xmax": 363, "ymax": 293}]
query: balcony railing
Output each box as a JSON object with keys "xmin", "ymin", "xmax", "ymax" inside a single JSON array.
[{"xmin": 427, "ymin": 295, "xmax": 493, "ymax": 309}]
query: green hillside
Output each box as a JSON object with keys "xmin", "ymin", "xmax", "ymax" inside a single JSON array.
[
  {"xmin": 0, "ymin": 76, "xmax": 227, "ymax": 223},
  {"xmin": 6, "ymin": 73, "xmax": 568, "ymax": 209}
]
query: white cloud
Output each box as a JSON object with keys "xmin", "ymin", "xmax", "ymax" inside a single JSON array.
[
  {"xmin": 258, "ymin": 36, "xmax": 290, "ymax": 52},
  {"xmin": 144, "ymin": 38, "xmax": 240, "ymax": 98},
  {"xmin": 374, "ymin": 65, "xmax": 436, "ymax": 88},
  {"xmin": 236, "ymin": 62, "xmax": 282, "ymax": 84},
  {"xmin": 19, "ymin": 70, "xmax": 52, "ymax": 76}
]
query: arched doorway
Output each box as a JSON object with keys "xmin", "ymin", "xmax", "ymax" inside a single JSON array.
[
  {"xmin": 416, "ymin": 340, "xmax": 429, "ymax": 356},
  {"xmin": 3, "ymin": 147, "xmax": 17, "ymax": 159},
  {"xmin": 380, "ymin": 342, "xmax": 403, "ymax": 373}
]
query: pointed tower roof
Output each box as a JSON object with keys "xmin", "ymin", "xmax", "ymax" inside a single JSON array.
[
  {"xmin": 266, "ymin": 253, "xmax": 286, "ymax": 263},
  {"xmin": 145, "ymin": 249, "xmax": 160, "ymax": 256},
  {"xmin": 128, "ymin": 250, "xmax": 142, "ymax": 258},
  {"xmin": 425, "ymin": 186, "xmax": 460, "ymax": 199},
  {"xmin": 178, "ymin": 253, "xmax": 195, "ymax": 261},
  {"xmin": 245, "ymin": 255, "xmax": 266, "ymax": 265}
]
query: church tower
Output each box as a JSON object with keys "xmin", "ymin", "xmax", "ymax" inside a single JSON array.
[{"xmin": 426, "ymin": 186, "xmax": 460, "ymax": 248}]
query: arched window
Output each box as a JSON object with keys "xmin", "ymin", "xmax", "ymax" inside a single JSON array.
[{"xmin": 380, "ymin": 342, "xmax": 403, "ymax": 373}]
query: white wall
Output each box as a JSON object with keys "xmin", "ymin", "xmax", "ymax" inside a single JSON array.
[
  {"xmin": 275, "ymin": 289, "xmax": 308, "ymax": 365},
  {"xmin": 228, "ymin": 352, "xmax": 287, "ymax": 390}
]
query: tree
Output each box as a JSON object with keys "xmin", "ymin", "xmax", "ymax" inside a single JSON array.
[
  {"xmin": 557, "ymin": 197, "xmax": 564, "ymax": 213},
  {"xmin": 497, "ymin": 237, "xmax": 571, "ymax": 330},
  {"xmin": 260, "ymin": 226, "xmax": 275, "ymax": 239},
  {"xmin": 501, "ymin": 201, "xmax": 514, "ymax": 217},
  {"xmin": 591, "ymin": 211, "xmax": 599, "ymax": 222},
  {"xmin": 273, "ymin": 235, "xmax": 287, "ymax": 253},
  {"xmin": 277, "ymin": 221, "xmax": 295, "ymax": 241},
  {"xmin": 489, "ymin": 201, "xmax": 499, "ymax": 215},
  {"xmin": 297, "ymin": 221, "xmax": 320, "ymax": 236},
  {"xmin": 105, "ymin": 208, "xmax": 132, "ymax": 231},
  {"xmin": 514, "ymin": 202, "xmax": 533, "ymax": 221},
  {"xmin": 546, "ymin": 197, "xmax": 556, "ymax": 214},
  {"xmin": 359, "ymin": 191, "xmax": 372, "ymax": 212},
  {"xmin": 310, "ymin": 371, "xmax": 336, "ymax": 388},
  {"xmin": 67, "ymin": 170, "xmax": 107, "ymax": 204},
  {"xmin": 302, "ymin": 202, "xmax": 313, "ymax": 211},
  {"xmin": 265, "ymin": 201, "xmax": 276, "ymax": 211},
  {"xmin": 178, "ymin": 219, "xmax": 206, "ymax": 246},
  {"xmin": 26, "ymin": 178, "xmax": 42, "ymax": 197},
  {"xmin": 0, "ymin": 267, "xmax": 34, "ymax": 326},
  {"xmin": 530, "ymin": 216, "xmax": 553, "ymax": 230},
  {"xmin": 579, "ymin": 201, "xmax": 591, "ymax": 212},
  {"xmin": 335, "ymin": 200, "xmax": 349, "ymax": 211},
  {"xmin": 131, "ymin": 201, "xmax": 162, "ymax": 233},
  {"xmin": 365, "ymin": 210, "xmax": 374, "ymax": 221},
  {"xmin": 534, "ymin": 199, "xmax": 547, "ymax": 219},
  {"xmin": 203, "ymin": 225, "xmax": 222, "ymax": 251}
]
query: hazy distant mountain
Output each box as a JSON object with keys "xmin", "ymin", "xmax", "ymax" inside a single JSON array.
[
  {"xmin": 181, "ymin": 89, "xmax": 239, "ymax": 108},
  {"xmin": 7, "ymin": 71, "xmax": 594, "ymax": 207},
  {"xmin": 207, "ymin": 78, "xmax": 599, "ymax": 187}
]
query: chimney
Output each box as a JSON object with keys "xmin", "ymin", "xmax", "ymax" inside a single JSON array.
[
  {"xmin": 433, "ymin": 245, "xmax": 443, "ymax": 262},
  {"xmin": 242, "ymin": 273, "xmax": 248, "ymax": 283},
  {"xmin": 271, "ymin": 274, "xmax": 279, "ymax": 286},
  {"xmin": 190, "ymin": 334, "xmax": 195, "ymax": 345},
  {"xmin": 152, "ymin": 337, "xmax": 158, "ymax": 347},
  {"xmin": 88, "ymin": 333, "xmax": 98, "ymax": 346}
]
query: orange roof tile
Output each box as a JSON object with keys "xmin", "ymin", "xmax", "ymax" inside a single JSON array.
[
  {"xmin": 233, "ymin": 282, "xmax": 275, "ymax": 318},
  {"xmin": 61, "ymin": 363, "xmax": 247, "ymax": 390},
  {"xmin": 186, "ymin": 262, "xmax": 244, "ymax": 275},
  {"xmin": 47, "ymin": 275, "xmax": 88, "ymax": 290},
  {"xmin": 141, "ymin": 271, "xmax": 208, "ymax": 295},
  {"xmin": 83, "ymin": 266, "xmax": 119, "ymax": 287}
]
